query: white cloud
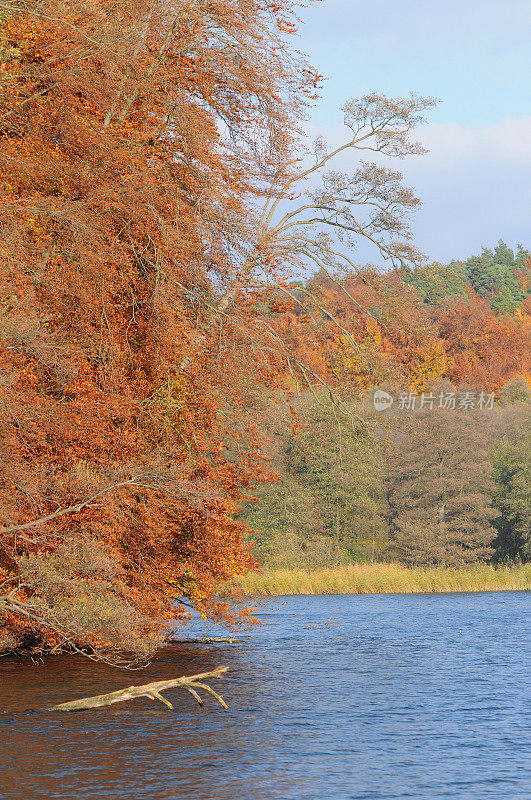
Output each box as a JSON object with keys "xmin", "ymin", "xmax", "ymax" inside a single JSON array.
[
  {"xmin": 419, "ymin": 117, "xmax": 531, "ymax": 169},
  {"xmin": 302, "ymin": 116, "xmax": 531, "ymax": 171}
]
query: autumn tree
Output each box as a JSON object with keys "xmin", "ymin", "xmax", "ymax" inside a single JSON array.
[
  {"xmin": 0, "ymin": 0, "xmax": 324, "ymax": 662},
  {"xmin": 259, "ymin": 92, "xmax": 436, "ymax": 272},
  {"xmin": 270, "ymin": 268, "xmax": 447, "ymax": 393},
  {"xmin": 385, "ymin": 407, "xmax": 498, "ymax": 566},
  {"xmin": 0, "ymin": 0, "xmax": 441, "ymax": 664},
  {"xmin": 435, "ymin": 291, "xmax": 530, "ymax": 390}
]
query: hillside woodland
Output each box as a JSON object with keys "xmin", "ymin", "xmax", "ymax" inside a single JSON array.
[{"xmin": 240, "ymin": 248, "xmax": 530, "ymax": 569}]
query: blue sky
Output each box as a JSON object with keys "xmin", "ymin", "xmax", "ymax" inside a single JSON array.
[{"xmin": 290, "ymin": 0, "xmax": 531, "ymax": 266}]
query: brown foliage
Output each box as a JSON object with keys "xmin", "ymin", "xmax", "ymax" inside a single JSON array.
[{"xmin": 385, "ymin": 409, "xmax": 498, "ymax": 566}]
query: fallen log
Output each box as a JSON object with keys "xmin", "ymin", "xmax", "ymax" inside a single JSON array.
[{"xmin": 47, "ymin": 666, "xmax": 229, "ymax": 712}]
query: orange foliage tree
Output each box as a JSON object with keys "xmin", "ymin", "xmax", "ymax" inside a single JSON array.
[
  {"xmin": 436, "ymin": 290, "xmax": 531, "ymax": 390},
  {"xmin": 270, "ymin": 268, "xmax": 529, "ymax": 396},
  {"xmin": 274, "ymin": 269, "xmax": 447, "ymax": 392},
  {"xmin": 0, "ymin": 0, "xmax": 323, "ymax": 662}
]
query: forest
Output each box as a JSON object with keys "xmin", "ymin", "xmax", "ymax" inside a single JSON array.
[
  {"xmin": 240, "ymin": 244, "xmax": 530, "ymax": 570},
  {"xmin": 0, "ymin": 0, "xmax": 529, "ymax": 667}
]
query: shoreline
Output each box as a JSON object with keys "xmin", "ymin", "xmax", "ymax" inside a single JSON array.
[{"xmin": 235, "ymin": 563, "xmax": 531, "ymax": 596}]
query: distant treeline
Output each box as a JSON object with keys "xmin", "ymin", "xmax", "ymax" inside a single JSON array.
[
  {"xmin": 240, "ymin": 243, "xmax": 530, "ymax": 569},
  {"xmin": 406, "ymin": 239, "xmax": 530, "ymax": 316},
  {"xmin": 240, "ymin": 384, "xmax": 529, "ymax": 568}
]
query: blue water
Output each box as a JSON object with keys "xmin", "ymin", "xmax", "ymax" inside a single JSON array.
[{"xmin": 0, "ymin": 592, "xmax": 529, "ymax": 799}]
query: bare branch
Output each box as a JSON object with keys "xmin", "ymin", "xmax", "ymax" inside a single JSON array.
[
  {"xmin": 47, "ymin": 666, "xmax": 229, "ymax": 711},
  {"xmin": 0, "ymin": 476, "xmax": 157, "ymax": 536}
]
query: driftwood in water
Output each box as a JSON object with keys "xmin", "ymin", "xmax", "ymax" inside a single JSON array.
[{"xmin": 48, "ymin": 666, "xmax": 229, "ymax": 712}]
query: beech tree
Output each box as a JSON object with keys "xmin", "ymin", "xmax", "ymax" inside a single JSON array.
[
  {"xmin": 236, "ymin": 91, "xmax": 437, "ymax": 389},
  {"xmin": 260, "ymin": 92, "xmax": 435, "ymax": 268},
  {"xmin": 436, "ymin": 291, "xmax": 530, "ymax": 389},
  {"xmin": 0, "ymin": 0, "xmax": 322, "ymax": 662}
]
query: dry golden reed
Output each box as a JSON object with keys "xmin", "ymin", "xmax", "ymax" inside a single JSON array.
[{"xmin": 235, "ymin": 563, "xmax": 531, "ymax": 596}]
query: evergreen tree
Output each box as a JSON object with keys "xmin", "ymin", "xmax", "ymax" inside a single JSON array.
[
  {"xmin": 457, "ymin": 239, "xmax": 529, "ymax": 315},
  {"xmin": 405, "ymin": 240, "xmax": 530, "ymax": 315}
]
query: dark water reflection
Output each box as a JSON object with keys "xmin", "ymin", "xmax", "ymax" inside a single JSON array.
[{"xmin": 0, "ymin": 592, "xmax": 529, "ymax": 799}]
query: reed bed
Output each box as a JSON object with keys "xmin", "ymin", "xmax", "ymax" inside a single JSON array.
[{"xmin": 235, "ymin": 563, "xmax": 531, "ymax": 596}]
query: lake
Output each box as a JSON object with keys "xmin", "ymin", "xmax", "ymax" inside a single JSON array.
[{"xmin": 1, "ymin": 591, "xmax": 529, "ymax": 799}]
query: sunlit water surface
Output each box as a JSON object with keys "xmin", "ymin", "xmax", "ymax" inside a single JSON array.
[{"xmin": 1, "ymin": 592, "xmax": 529, "ymax": 799}]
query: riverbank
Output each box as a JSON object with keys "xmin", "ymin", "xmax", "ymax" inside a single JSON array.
[{"xmin": 235, "ymin": 563, "xmax": 531, "ymax": 596}]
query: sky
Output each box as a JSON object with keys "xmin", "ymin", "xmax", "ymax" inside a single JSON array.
[{"xmin": 289, "ymin": 0, "xmax": 531, "ymax": 267}]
